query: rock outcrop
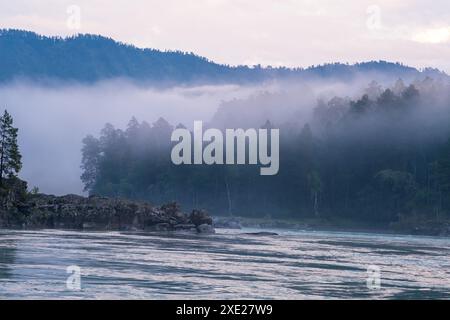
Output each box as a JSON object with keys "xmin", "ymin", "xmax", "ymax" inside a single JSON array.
[
  {"xmin": 213, "ymin": 217, "xmax": 242, "ymax": 229},
  {"xmin": 0, "ymin": 178, "xmax": 214, "ymax": 233}
]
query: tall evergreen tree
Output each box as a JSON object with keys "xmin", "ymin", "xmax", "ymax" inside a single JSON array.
[
  {"xmin": 80, "ymin": 135, "xmax": 101, "ymax": 193},
  {"xmin": 0, "ymin": 110, "xmax": 22, "ymax": 186}
]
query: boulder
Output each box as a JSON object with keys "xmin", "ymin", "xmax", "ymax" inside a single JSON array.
[
  {"xmin": 189, "ymin": 209, "xmax": 213, "ymax": 226},
  {"xmin": 174, "ymin": 223, "xmax": 196, "ymax": 230},
  {"xmin": 243, "ymin": 231, "xmax": 278, "ymax": 236},
  {"xmin": 197, "ymin": 223, "xmax": 215, "ymax": 234},
  {"xmin": 151, "ymin": 223, "xmax": 170, "ymax": 231}
]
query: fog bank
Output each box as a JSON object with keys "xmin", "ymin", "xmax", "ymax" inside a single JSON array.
[
  {"xmin": 0, "ymin": 75, "xmax": 422, "ymax": 195},
  {"xmin": 0, "ymin": 81, "xmax": 264, "ymax": 194}
]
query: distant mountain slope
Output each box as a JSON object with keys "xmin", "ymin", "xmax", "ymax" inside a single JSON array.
[{"xmin": 0, "ymin": 29, "xmax": 448, "ymax": 84}]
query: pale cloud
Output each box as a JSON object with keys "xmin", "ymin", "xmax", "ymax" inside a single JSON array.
[
  {"xmin": 0, "ymin": 0, "xmax": 450, "ymax": 72},
  {"xmin": 412, "ymin": 27, "xmax": 450, "ymax": 44}
]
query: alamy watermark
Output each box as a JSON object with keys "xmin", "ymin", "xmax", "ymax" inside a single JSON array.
[
  {"xmin": 66, "ymin": 5, "xmax": 82, "ymax": 30},
  {"xmin": 171, "ymin": 121, "xmax": 279, "ymax": 175},
  {"xmin": 66, "ymin": 265, "xmax": 81, "ymax": 290},
  {"xmin": 366, "ymin": 265, "xmax": 381, "ymax": 290},
  {"xmin": 366, "ymin": 5, "xmax": 381, "ymax": 31}
]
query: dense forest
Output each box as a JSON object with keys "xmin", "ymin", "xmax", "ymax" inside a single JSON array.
[
  {"xmin": 81, "ymin": 77, "xmax": 450, "ymax": 226},
  {"xmin": 1, "ymin": 29, "xmax": 448, "ymax": 85}
]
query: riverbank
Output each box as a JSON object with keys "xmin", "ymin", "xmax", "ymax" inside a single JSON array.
[
  {"xmin": 1, "ymin": 178, "xmax": 448, "ymax": 237},
  {"xmin": 0, "ymin": 178, "xmax": 215, "ymax": 234},
  {"xmin": 213, "ymin": 215, "xmax": 450, "ymax": 237}
]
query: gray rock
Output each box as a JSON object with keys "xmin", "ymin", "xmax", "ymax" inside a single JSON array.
[
  {"xmin": 174, "ymin": 223, "xmax": 196, "ymax": 230},
  {"xmin": 0, "ymin": 177, "xmax": 215, "ymax": 233},
  {"xmin": 197, "ymin": 223, "xmax": 215, "ymax": 234},
  {"xmin": 243, "ymin": 231, "xmax": 278, "ymax": 236},
  {"xmin": 190, "ymin": 209, "xmax": 213, "ymax": 226},
  {"xmin": 152, "ymin": 223, "xmax": 170, "ymax": 231}
]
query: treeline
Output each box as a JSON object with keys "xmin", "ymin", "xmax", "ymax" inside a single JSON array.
[
  {"xmin": 81, "ymin": 78, "xmax": 450, "ymax": 225},
  {"xmin": 1, "ymin": 29, "xmax": 448, "ymax": 84}
]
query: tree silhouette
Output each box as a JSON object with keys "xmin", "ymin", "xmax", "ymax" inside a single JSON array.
[{"xmin": 0, "ymin": 110, "xmax": 22, "ymax": 186}]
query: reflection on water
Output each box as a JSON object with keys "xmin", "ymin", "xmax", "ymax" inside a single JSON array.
[{"xmin": 0, "ymin": 228, "xmax": 449, "ymax": 299}]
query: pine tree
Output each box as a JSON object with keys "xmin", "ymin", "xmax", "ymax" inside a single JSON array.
[
  {"xmin": 80, "ymin": 135, "xmax": 101, "ymax": 193},
  {"xmin": 0, "ymin": 110, "xmax": 22, "ymax": 186}
]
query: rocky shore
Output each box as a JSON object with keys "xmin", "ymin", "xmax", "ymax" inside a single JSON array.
[
  {"xmin": 0, "ymin": 178, "xmax": 215, "ymax": 234},
  {"xmin": 2, "ymin": 178, "xmax": 449, "ymax": 237},
  {"xmin": 213, "ymin": 215, "xmax": 450, "ymax": 237}
]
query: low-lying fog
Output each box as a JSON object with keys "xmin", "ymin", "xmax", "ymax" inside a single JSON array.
[
  {"xmin": 0, "ymin": 76, "xmax": 409, "ymax": 195},
  {"xmin": 1, "ymin": 81, "xmax": 268, "ymax": 194}
]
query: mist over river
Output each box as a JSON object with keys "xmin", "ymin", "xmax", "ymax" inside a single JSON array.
[{"xmin": 0, "ymin": 228, "xmax": 449, "ymax": 299}]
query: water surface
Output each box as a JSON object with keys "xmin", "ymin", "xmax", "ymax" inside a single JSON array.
[{"xmin": 0, "ymin": 228, "xmax": 449, "ymax": 299}]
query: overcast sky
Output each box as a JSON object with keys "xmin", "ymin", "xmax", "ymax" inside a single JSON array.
[{"xmin": 1, "ymin": 0, "xmax": 450, "ymax": 72}]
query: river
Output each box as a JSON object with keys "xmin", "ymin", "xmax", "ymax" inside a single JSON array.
[{"xmin": 0, "ymin": 228, "xmax": 449, "ymax": 299}]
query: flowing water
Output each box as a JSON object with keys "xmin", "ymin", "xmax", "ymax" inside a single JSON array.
[{"xmin": 0, "ymin": 228, "xmax": 449, "ymax": 299}]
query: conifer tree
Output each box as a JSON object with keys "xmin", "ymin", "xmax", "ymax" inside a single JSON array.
[{"xmin": 0, "ymin": 110, "xmax": 22, "ymax": 186}]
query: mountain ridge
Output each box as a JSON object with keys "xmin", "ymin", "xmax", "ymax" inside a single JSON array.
[{"xmin": 0, "ymin": 29, "xmax": 448, "ymax": 85}]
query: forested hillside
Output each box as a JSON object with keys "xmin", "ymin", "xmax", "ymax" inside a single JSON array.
[
  {"xmin": 80, "ymin": 77, "xmax": 450, "ymax": 227},
  {"xmin": 0, "ymin": 29, "xmax": 447, "ymax": 85}
]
